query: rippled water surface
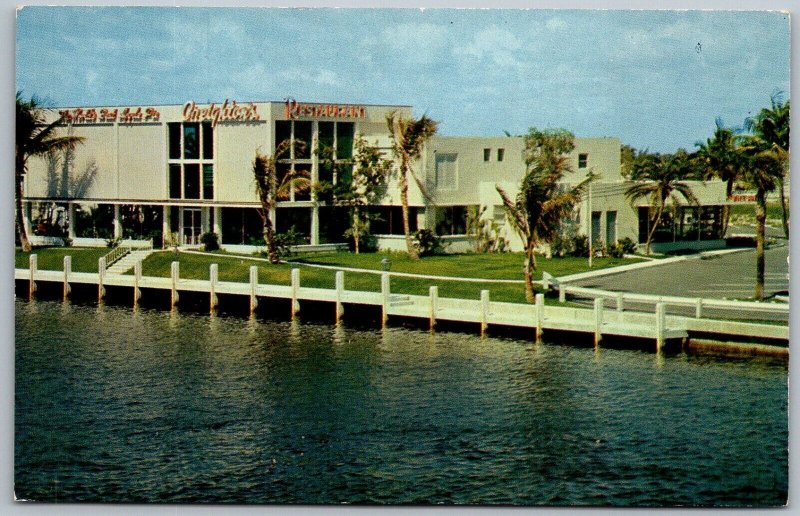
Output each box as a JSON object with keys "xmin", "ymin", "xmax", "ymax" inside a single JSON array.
[{"xmin": 15, "ymin": 299, "xmax": 787, "ymax": 505}]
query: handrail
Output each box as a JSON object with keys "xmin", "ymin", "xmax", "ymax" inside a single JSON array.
[{"xmin": 102, "ymin": 245, "xmax": 131, "ymax": 267}]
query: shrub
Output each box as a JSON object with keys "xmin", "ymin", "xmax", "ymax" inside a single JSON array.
[
  {"xmin": 570, "ymin": 235, "xmax": 589, "ymax": 257},
  {"xmin": 200, "ymin": 232, "xmax": 220, "ymax": 252},
  {"xmin": 274, "ymin": 228, "xmax": 306, "ymax": 257},
  {"xmin": 607, "ymin": 242, "xmax": 625, "ymax": 258},
  {"xmin": 592, "ymin": 241, "xmax": 607, "ymax": 258},
  {"xmin": 414, "ymin": 229, "xmax": 444, "ymax": 257},
  {"xmin": 618, "ymin": 237, "xmax": 638, "ymax": 255}
]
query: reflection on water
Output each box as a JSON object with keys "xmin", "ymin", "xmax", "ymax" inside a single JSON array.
[{"xmin": 15, "ymin": 299, "xmax": 787, "ymax": 505}]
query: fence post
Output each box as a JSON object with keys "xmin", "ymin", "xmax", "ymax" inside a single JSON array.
[
  {"xmin": 98, "ymin": 256, "xmax": 106, "ymax": 301},
  {"xmin": 480, "ymin": 290, "xmax": 490, "ymax": 336},
  {"xmin": 249, "ymin": 265, "xmax": 258, "ymax": 314},
  {"xmin": 381, "ymin": 273, "xmax": 390, "ymax": 326},
  {"xmin": 594, "ymin": 298, "xmax": 604, "ymax": 347},
  {"xmin": 170, "ymin": 261, "xmax": 180, "ymax": 307},
  {"xmin": 695, "ymin": 298, "xmax": 703, "ymax": 319},
  {"xmin": 133, "ymin": 260, "xmax": 142, "ymax": 306},
  {"xmin": 28, "ymin": 254, "xmax": 37, "ymax": 300},
  {"xmin": 656, "ymin": 302, "xmax": 666, "ymax": 352},
  {"xmin": 616, "ymin": 292, "xmax": 624, "ymax": 312},
  {"xmin": 209, "ymin": 264, "xmax": 218, "ymax": 312},
  {"xmin": 63, "ymin": 255, "xmax": 72, "ymax": 300},
  {"xmin": 535, "ymin": 293, "xmax": 545, "ymax": 342},
  {"xmin": 291, "ymin": 268, "xmax": 300, "ymax": 319},
  {"xmin": 558, "ymin": 286, "xmax": 566, "ymax": 304},
  {"xmin": 429, "ymin": 286, "xmax": 438, "ymax": 331},
  {"xmin": 335, "ymin": 270, "xmax": 345, "ymax": 322}
]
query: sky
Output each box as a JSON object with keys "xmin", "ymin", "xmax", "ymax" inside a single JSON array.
[{"xmin": 16, "ymin": 7, "xmax": 789, "ymax": 153}]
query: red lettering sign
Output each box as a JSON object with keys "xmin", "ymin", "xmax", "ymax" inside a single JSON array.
[
  {"xmin": 183, "ymin": 100, "xmax": 261, "ymax": 127},
  {"xmin": 59, "ymin": 106, "xmax": 158, "ymax": 124},
  {"xmin": 284, "ymin": 98, "xmax": 366, "ymax": 120},
  {"xmin": 728, "ymin": 194, "xmax": 757, "ymax": 203}
]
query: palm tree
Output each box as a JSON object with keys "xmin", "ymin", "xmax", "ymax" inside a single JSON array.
[
  {"xmin": 496, "ymin": 128, "xmax": 594, "ymax": 302},
  {"xmin": 695, "ymin": 118, "xmax": 745, "ymax": 233},
  {"xmin": 253, "ymin": 140, "xmax": 311, "ymax": 264},
  {"xmin": 744, "ymin": 94, "xmax": 790, "ymax": 238},
  {"xmin": 739, "ymin": 132, "xmax": 785, "ymax": 300},
  {"xmin": 16, "ymin": 92, "xmax": 85, "ymax": 251},
  {"xmin": 625, "ymin": 150, "xmax": 699, "ymax": 255},
  {"xmin": 386, "ymin": 111, "xmax": 439, "ymax": 260}
]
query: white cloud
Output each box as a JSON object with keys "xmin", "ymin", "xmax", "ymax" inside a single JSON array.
[
  {"xmin": 280, "ymin": 68, "xmax": 341, "ymax": 88},
  {"xmin": 367, "ymin": 22, "xmax": 450, "ymax": 66},
  {"xmin": 455, "ymin": 25, "xmax": 524, "ymax": 70},
  {"xmin": 546, "ymin": 17, "xmax": 567, "ymax": 31}
]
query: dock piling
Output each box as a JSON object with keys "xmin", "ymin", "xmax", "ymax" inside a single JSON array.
[
  {"xmin": 335, "ymin": 270, "xmax": 345, "ymax": 322},
  {"xmin": 63, "ymin": 255, "xmax": 72, "ymax": 300},
  {"xmin": 209, "ymin": 264, "xmax": 218, "ymax": 311},
  {"xmin": 133, "ymin": 260, "xmax": 142, "ymax": 306},
  {"xmin": 695, "ymin": 298, "xmax": 703, "ymax": 319},
  {"xmin": 28, "ymin": 254, "xmax": 37, "ymax": 299},
  {"xmin": 616, "ymin": 292, "xmax": 624, "ymax": 312},
  {"xmin": 429, "ymin": 286, "xmax": 438, "ymax": 330},
  {"xmin": 381, "ymin": 273, "xmax": 390, "ymax": 326},
  {"xmin": 656, "ymin": 302, "xmax": 666, "ymax": 352},
  {"xmin": 291, "ymin": 268, "xmax": 300, "ymax": 319},
  {"xmin": 594, "ymin": 298, "xmax": 604, "ymax": 347},
  {"xmin": 249, "ymin": 266, "xmax": 258, "ymax": 313},
  {"xmin": 170, "ymin": 261, "xmax": 180, "ymax": 306},
  {"xmin": 98, "ymin": 256, "xmax": 106, "ymax": 301},
  {"xmin": 480, "ymin": 290, "xmax": 490, "ymax": 336},
  {"xmin": 535, "ymin": 293, "xmax": 545, "ymax": 342}
]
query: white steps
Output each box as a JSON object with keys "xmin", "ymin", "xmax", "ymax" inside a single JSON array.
[{"xmin": 106, "ymin": 250, "xmax": 153, "ymax": 275}]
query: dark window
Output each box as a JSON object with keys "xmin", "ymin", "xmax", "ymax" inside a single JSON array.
[
  {"xmin": 497, "ymin": 148, "xmax": 505, "ymax": 162},
  {"xmin": 275, "ymin": 207, "xmax": 311, "ymax": 240},
  {"xmin": 169, "ymin": 164, "xmax": 182, "ymax": 198},
  {"xmin": 336, "ymin": 122, "xmax": 354, "ymax": 160},
  {"xmin": 435, "ymin": 206, "xmax": 468, "ymax": 235},
  {"xmin": 184, "ymin": 164, "xmax": 200, "ymax": 199},
  {"xmin": 221, "ymin": 207, "xmax": 263, "ymax": 245},
  {"xmin": 202, "ymin": 122, "xmax": 213, "ymax": 159},
  {"xmin": 276, "ymin": 163, "xmax": 291, "ymax": 186},
  {"xmin": 203, "ymin": 165, "xmax": 214, "ymax": 199},
  {"xmin": 318, "ymin": 122, "xmax": 335, "ymax": 156},
  {"xmin": 293, "ymin": 164, "xmax": 311, "ymax": 201},
  {"xmin": 294, "ymin": 122, "xmax": 312, "ymax": 159},
  {"xmin": 170, "ymin": 206, "xmax": 180, "ymax": 233},
  {"xmin": 578, "ymin": 153, "xmax": 588, "ymax": 168},
  {"xmin": 275, "ymin": 121, "xmax": 292, "ymax": 150},
  {"xmin": 168, "ymin": 123, "xmax": 181, "ymax": 160},
  {"xmin": 183, "ymin": 123, "xmax": 199, "ymax": 159},
  {"xmin": 484, "ymin": 148, "xmax": 491, "ymax": 162}
]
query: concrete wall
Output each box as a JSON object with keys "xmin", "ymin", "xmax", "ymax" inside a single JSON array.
[{"xmin": 215, "ymin": 121, "xmax": 271, "ymax": 203}]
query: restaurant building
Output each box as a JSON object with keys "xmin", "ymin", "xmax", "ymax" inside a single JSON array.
[{"xmin": 21, "ymin": 98, "xmax": 734, "ymax": 254}]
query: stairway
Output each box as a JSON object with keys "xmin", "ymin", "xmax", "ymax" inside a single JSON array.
[{"xmin": 106, "ymin": 249, "xmax": 153, "ymax": 275}]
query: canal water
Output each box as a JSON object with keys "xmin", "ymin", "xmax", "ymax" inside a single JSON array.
[{"xmin": 15, "ymin": 299, "xmax": 787, "ymax": 506}]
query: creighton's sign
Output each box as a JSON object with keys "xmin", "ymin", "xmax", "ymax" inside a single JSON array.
[
  {"xmin": 284, "ymin": 98, "xmax": 366, "ymax": 120},
  {"xmin": 183, "ymin": 100, "xmax": 261, "ymax": 127}
]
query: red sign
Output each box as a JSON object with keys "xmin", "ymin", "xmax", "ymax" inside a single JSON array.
[
  {"xmin": 728, "ymin": 194, "xmax": 757, "ymax": 203},
  {"xmin": 284, "ymin": 98, "xmax": 366, "ymax": 120},
  {"xmin": 59, "ymin": 106, "xmax": 160, "ymax": 124},
  {"xmin": 183, "ymin": 100, "xmax": 261, "ymax": 127}
]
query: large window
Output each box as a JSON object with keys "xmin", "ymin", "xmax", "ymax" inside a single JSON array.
[
  {"xmin": 435, "ymin": 153, "xmax": 458, "ymax": 190},
  {"xmin": 168, "ymin": 122, "xmax": 214, "ymax": 200},
  {"xmin": 435, "ymin": 206, "xmax": 469, "ymax": 236},
  {"xmin": 638, "ymin": 206, "xmax": 724, "ymax": 244}
]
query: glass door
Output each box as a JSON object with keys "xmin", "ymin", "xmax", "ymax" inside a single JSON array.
[{"xmin": 182, "ymin": 208, "xmax": 202, "ymax": 245}]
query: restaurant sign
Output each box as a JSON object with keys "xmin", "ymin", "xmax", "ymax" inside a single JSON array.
[
  {"xmin": 284, "ymin": 98, "xmax": 366, "ymax": 120},
  {"xmin": 728, "ymin": 194, "xmax": 757, "ymax": 203},
  {"xmin": 59, "ymin": 107, "xmax": 161, "ymax": 124},
  {"xmin": 183, "ymin": 100, "xmax": 261, "ymax": 127}
]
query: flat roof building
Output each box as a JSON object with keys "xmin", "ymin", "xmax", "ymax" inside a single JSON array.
[{"xmin": 21, "ymin": 98, "xmax": 734, "ymax": 254}]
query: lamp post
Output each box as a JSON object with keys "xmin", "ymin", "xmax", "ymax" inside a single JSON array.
[{"xmin": 588, "ymin": 181, "xmax": 593, "ymax": 269}]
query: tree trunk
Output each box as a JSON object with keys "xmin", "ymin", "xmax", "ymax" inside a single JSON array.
[
  {"xmin": 755, "ymin": 188, "xmax": 766, "ymax": 300},
  {"xmin": 778, "ymin": 175, "xmax": 789, "ymax": 239},
  {"xmin": 644, "ymin": 204, "xmax": 665, "ymax": 256},
  {"xmin": 353, "ymin": 205, "xmax": 361, "ymax": 255},
  {"xmin": 399, "ymin": 166, "xmax": 419, "ymax": 260},
  {"xmin": 16, "ymin": 162, "xmax": 32, "ymax": 252},
  {"xmin": 262, "ymin": 215, "xmax": 280, "ymax": 265},
  {"xmin": 523, "ymin": 240, "xmax": 536, "ymax": 303},
  {"xmin": 722, "ymin": 179, "xmax": 733, "ymax": 236}
]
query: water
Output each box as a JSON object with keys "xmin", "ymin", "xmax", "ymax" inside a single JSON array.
[{"xmin": 15, "ymin": 299, "xmax": 788, "ymax": 506}]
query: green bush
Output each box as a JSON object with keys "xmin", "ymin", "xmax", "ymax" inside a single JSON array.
[
  {"xmin": 618, "ymin": 237, "xmax": 638, "ymax": 255},
  {"xmin": 414, "ymin": 229, "xmax": 444, "ymax": 257},
  {"xmin": 607, "ymin": 242, "xmax": 625, "ymax": 258},
  {"xmin": 570, "ymin": 235, "xmax": 589, "ymax": 257},
  {"xmin": 200, "ymin": 232, "xmax": 220, "ymax": 252}
]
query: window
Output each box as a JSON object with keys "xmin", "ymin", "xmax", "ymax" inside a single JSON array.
[
  {"xmin": 336, "ymin": 122, "xmax": 354, "ymax": 160},
  {"xmin": 484, "ymin": 148, "xmax": 491, "ymax": 162},
  {"xmin": 578, "ymin": 153, "xmax": 588, "ymax": 168},
  {"xmin": 435, "ymin": 206, "xmax": 469, "ymax": 236},
  {"xmin": 435, "ymin": 153, "xmax": 458, "ymax": 190},
  {"xmin": 497, "ymin": 148, "xmax": 505, "ymax": 161},
  {"xmin": 168, "ymin": 123, "xmax": 214, "ymax": 200}
]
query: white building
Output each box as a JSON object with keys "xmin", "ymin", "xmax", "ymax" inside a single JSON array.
[{"xmin": 21, "ymin": 98, "xmax": 734, "ymax": 254}]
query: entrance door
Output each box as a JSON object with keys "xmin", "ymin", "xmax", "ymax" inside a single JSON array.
[{"xmin": 182, "ymin": 208, "xmax": 202, "ymax": 245}]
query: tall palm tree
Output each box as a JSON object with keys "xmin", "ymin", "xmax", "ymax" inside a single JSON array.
[
  {"xmin": 16, "ymin": 92, "xmax": 85, "ymax": 251},
  {"xmin": 695, "ymin": 118, "xmax": 745, "ymax": 233},
  {"xmin": 253, "ymin": 140, "xmax": 311, "ymax": 264},
  {"xmin": 386, "ymin": 111, "xmax": 438, "ymax": 260},
  {"xmin": 625, "ymin": 150, "xmax": 699, "ymax": 255},
  {"xmin": 496, "ymin": 128, "xmax": 594, "ymax": 302},
  {"xmin": 744, "ymin": 94, "xmax": 790, "ymax": 238},
  {"xmin": 739, "ymin": 132, "xmax": 785, "ymax": 300}
]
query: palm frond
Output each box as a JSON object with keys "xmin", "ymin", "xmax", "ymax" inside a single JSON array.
[{"xmin": 495, "ymin": 184, "xmax": 529, "ymax": 240}]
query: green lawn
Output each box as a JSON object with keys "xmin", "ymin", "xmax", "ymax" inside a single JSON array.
[
  {"xmin": 15, "ymin": 247, "xmax": 109, "ymax": 273},
  {"xmin": 729, "ymin": 201, "xmax": 785, "ymax": 222},
  {"xmin": 131, "ymin": 250, "xmax": 639, "ymax": 305}
]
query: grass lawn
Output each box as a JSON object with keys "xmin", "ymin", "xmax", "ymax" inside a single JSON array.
[
  {"xmin": 133, "ymin": 250, "xmax": 640, "ymax": 305},
  {"xmin": 15, "ymin": 247, "xmax": 109, "ymax": 273},
  {"xmin": 729, "ymin": 201, "xmax": 786, "ymax": 223}
]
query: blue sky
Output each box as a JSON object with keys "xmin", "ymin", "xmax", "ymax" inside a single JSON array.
[{"xmin": 16, "ymin": 7, "xmax": 789, "ymax": 153}]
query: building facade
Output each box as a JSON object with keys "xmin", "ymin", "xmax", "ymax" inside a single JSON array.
[{"xmin": 22, "ymin": 98, "xmax": 733, "ymax": 254}]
